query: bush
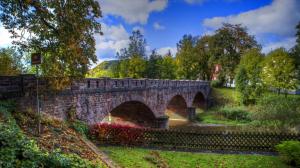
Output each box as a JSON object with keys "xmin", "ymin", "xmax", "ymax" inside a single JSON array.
[
  {"xmin": 69, "ymin": 120, "xmax": 89, "ymax": 137},
  {"xmin": 276, "ymin": 141, "xmax": 300, "ymax": 167},
  {"xmin": 90, "ymin": 123, "xmax": 145, "ymax": 145},
  {"xmin": 252, "ymin": 95, "xmax": 300, "ymax": 128},
  {"xmin": 211, "ymin": 80, "xmax": 223, "ymax": 88},
  {"xmin": 217, "ymin": 106, "xmax": 251, "ymax": 121}
]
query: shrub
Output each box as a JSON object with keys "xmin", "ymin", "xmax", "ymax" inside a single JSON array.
[
  {"xmin": 275, "ymin": 141, "xmax": 300, "ymax": 167},
  {"xmin": 69, "ymin": 120, "xmax": 89, "ymax": 137},
  {"xmin": 217, "ymin": 106, "xmax": 251, "ymax": 121},
  {"xmin": 90, "ymin": 123, "xmax": 145, "ymax": 145},
  {"xmin": 252, "ymin": 95, "xmax": 300, "ymax": 128},
  {"xmin": 211, "ymin": 80, "xmax": 223, "ymax": 88}
]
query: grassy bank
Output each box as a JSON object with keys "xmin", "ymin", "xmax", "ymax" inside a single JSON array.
[{"xmin": 100, "ymin": 146, "xmax": 288, "ymax": 168}]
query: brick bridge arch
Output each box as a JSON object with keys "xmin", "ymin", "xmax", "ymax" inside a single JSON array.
[{"xmin": 2, "ymin": 76, "xmax": 211, "ymax": 128}]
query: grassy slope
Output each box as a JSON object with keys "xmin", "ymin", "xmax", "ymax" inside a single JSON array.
[
  {"xmin": 0, "ymin": 101, "xmax": 107, "ymax": 167},
  {"xmin": 100, "ymin": 146, "xmax": 288, "ymax": 168}
]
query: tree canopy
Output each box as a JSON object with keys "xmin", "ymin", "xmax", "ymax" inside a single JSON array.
[
  {"xmin": 0, "ymin": 0, "xmax": 102, "ymax": 77},
  {"xmin": 261, "ymin": 48, "xmax": 297, "ymax": 94},
  {"xmin": 0, "ymin": 47, "xmax": 24, "ymax": 75},
  {"xmin": 211, "ymin": 24, "xmax": 260, "ymax": 84}
]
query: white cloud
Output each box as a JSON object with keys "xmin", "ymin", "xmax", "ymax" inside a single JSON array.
[
  {"xmin": 153, "ymin": 22, "xmax": 165, "ymax": 30},
  {"xmin": 262, "ymin": 37, "xmax": 296, "ymax": 54},
  {"xmin": 0, "ymin": 25, "xmax": 13, "ymax": 47},
  {"xmin": 95, "ymin": 23, "xmax": 130, "ymax": 59},
  {"xmin": 203, "ymin": 0, "xmax": 300, "ymax": 36},
  {"xmin": 157, "ymin": 47, "xmax": 177, "ymax": 56},
  {"xmin": 133, "ymin": 26, "xmax": 145, "ymax": 34},
  {"xmin": 99, "ymin": 0, "xmax": 168, "ymax": 24}
]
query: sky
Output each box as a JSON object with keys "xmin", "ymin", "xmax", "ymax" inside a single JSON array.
[{"xmin": 1, "ymin": 0, "xmax": 300, "ymax": 65}]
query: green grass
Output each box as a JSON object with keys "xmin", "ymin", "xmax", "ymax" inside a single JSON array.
[
  {"xmin": 100, "ymin": 146, "xmax": 289, "ymax": 168},
  {"xmin": 196, "ymin": 112, "xmax": 250, "ymax": 126}
]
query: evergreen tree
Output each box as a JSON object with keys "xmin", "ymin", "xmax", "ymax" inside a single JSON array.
[
  {"xmin": 160, "ymin": 50, "xmax": 177, "ymax": 79},
  {"xmin": 146, "ymin": 50, "xmax": 163, "ymax": 79}
]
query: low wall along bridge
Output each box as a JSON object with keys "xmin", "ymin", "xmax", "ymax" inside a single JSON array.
[{"xmin": 0, "ymin": 75, "xmax": 211, "ymax": 128}]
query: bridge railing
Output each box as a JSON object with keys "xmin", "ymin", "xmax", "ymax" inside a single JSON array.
[
  {"xmin": 0, "ymin": 75, "xmax": 210, "ymax": 98},
  {"xmin": 81, "ymin": 78, "xmax": 210, "ymax": 91}
]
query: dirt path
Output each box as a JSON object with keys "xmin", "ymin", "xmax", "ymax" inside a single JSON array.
[{"xmin": 80, "ymin": 137, "xmax": 120, "ymax": 168}]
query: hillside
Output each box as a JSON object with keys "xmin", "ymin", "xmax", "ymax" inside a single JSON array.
[
  {"xmin": 0, "ymin": 101, "xmax": 108, "ymax": 167},
  {"xmin": 87, "ymin": 60, "xmax": 119, "ymax": 78}
]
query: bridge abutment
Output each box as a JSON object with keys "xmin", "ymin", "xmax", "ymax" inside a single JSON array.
[{"xmin": 187, "ymin": 107, "xmax": 196, "ymax": 121}]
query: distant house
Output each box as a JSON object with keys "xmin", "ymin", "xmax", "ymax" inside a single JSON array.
[{"xmin": 211, "ymin": 64, "xmax": 221, "ymax": 81}]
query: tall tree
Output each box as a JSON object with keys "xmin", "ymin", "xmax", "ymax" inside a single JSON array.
[
  {"xmin": 194, "ymin": 35, "xmax": 214, "ymax": 80},
  {"xmin": 0, "ymin": 0, "xmax": 102, "ymax": 77},
  {"xmin": 261, "ymin": 48, "xmax": 297, "ymax": 95},
  {"xmin": 211, "ymin": 24, "xmax": 260, "ymax": 84},
  {"xmin": 146, "ymin": 49, "xmax": 163, "ymax": 79},
  {"xmin": 0, "ymin": 47, "xmax": 23, "ymax": 75},
  {"xmin": 235, "ymin": 48, "xmax": 264, "ymax": 104},
  {"xmin": 160, "ymin": 50, "xmax": 177, "ymax": 79},
  {"xmin": 290, "ymin": 21, "xmax": 300, "ymax": 81},
  {"xmin": 117, "ymin": 30, "xmax": 147, "ymax": 78},
  {"xmin": 127, "ymin": 55, "xmax": 146, "ymax": 78},
  {"xmin": 176, "ymin": 35, "xmax": 198, "ymax": 79}
]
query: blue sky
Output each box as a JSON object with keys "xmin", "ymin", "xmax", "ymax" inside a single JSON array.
[
  {"xmin": 1, "ymin": 0, "xmax": 300, "ymax": 65},
  {"xmin": 94, "ymin": 0, "xmax": 300, "ymax": 63}
]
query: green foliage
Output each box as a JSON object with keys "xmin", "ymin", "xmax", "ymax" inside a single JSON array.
[
  {"xmin": 145, "ymin": 50, "xmax": 163, "ymax": 79},
  {"xmin": 69, "ymin": 120, "xmax": 89, "ymax": 138},
  {"xmin": 211, "ymin": 24, "xmax": 260, "ymax": 84},
  {"xmin": 87, "ymin": 60, "xmax": 120, "ymax": 78},
  {"xmin": 0, "ymin": 0, "xmax": 102, "ymax": 78},
  {"xmin": 217, "ymin": 106, "xmax": 251, "ymax": 121},
  {"xmin": 101, "ymin": 146, "xmax": 288, "ymax": 168},
  {"xmin": 235, "ymin": 67, "xmax": 250, "ymax": 104},
  {"xmin": 0, "ymin": 101, "xmax": 102, "ymax": 168},
  {"xmin": 261, "ymin": 48, "xmax": 298, "ymax": 93},
  {"xmin": 235, "ymin": 48, "xmax": 264, "ymax": 105},
  {"xmin": 117, "ymin": 30, "xmax": 147, "ymax": 78},
  {"xmin": 176, "ymin": 35, "xmax": 198, "ymax": 79},
  {"xmin": 290, "ymin": 22, "xmax": 300, "ymax": 81},
  {"xmin": 127, "ymin": 55, "xmax": 147, "ymax": 78},
  {"xmin": 159, "ymin": 51, "xmax": 177, "ymax": 79},
  {"xmin": 276, "ymin": 141, "xmax": 300, "ymax": 167},
  {"xmin": 195, "ymin": 36, "xmax": 214, "ymax": 80},
  {"xmin": 211, "ymin": 88, "xmax": 240, "ymax": 106},
  {"xmin": 0, "ymin": 47, "xmax": 23, "ymax": 76},
  {"xmin": 211, "ymin": 80, "xmax": 223, "ymax": 88},
  {"xmin": 252, "ymin": 95, "xmax": 300, "ymax": 128}
]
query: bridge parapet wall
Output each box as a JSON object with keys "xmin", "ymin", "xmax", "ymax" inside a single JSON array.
[
  {"xmin": 73, "ymin": 78, "xmax": 210, "ymax": 91},
  {"xmin": 0, "ymin": 75, "xmax": 210, "ymax": 98}
]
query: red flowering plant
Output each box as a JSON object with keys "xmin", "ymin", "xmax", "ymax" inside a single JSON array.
[{"xmin": 89, "ymin": 123, "xmax": 146, "ymax": 145}]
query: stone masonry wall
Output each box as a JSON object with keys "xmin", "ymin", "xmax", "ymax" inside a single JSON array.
[{"xmin": 0, "ymin": 75, "xmax": 211, "ymax": 127}]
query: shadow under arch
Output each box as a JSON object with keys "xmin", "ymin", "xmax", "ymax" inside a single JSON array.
[
  {"xmin": 103, "ymin": 101, "xmax": 156, "ymax": 127},
  {"xmin": 192, "ymin": 92, "xmax": 206, "ymax": 110},
  {"xmin": 166, "ymin": 95, "xmax": 188, "ymax": 120}
]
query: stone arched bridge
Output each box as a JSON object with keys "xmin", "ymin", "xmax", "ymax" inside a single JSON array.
[{"xmin": 0, "ymin": 75, "xmax": 211, "ymax": 128}]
